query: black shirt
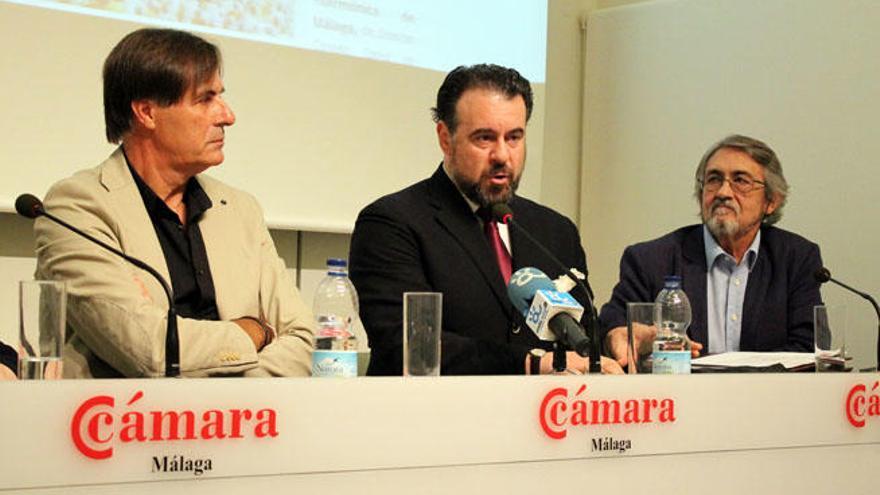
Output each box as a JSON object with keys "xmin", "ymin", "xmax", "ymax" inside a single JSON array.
[
  {"xmin": 0, "ymin": 340, "xmax": 16, "ymax": 373},
  {"xmin": 127, "ymin": 161, "xmax": 220, "ymax": 321}
]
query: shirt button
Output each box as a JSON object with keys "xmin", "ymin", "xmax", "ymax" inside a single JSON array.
[
  {"xmin": 731, "ymin": 314, "xmax": 738, "ymax": 321},
  {"xmin": 197, "ymin": 269, "xmax": 205, "ymax": 275},
  {"xmin": 734, "ymin": 278, "xmax": 741, "ymax": 286}
]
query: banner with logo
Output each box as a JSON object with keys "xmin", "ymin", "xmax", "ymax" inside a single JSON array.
[{"xmin": 1, "ymin": 373, "xmax": 878, "ymax": 490}]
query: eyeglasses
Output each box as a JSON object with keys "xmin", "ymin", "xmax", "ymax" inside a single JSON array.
[{"xmin": 698, "ymin": 174, "xmax": 766, "ymax": 194}]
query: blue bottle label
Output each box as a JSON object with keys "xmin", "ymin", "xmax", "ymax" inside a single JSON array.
[
  {"xmin": 312, "ymin": 350, "xmax": 358, "ymax": 377},
  {"xmin": 652, "ymin": 350, "xmax": 691, "ymax": 374}
]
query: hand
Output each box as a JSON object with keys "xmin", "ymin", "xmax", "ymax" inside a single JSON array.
[
  {"xmin": 605, "ymin": 324, "xmax": 657, "ymax": 368},
  {"xmin": 607, "ymin": 325, "xmax": 703, "ymax": 366},
  {"xmin": 0, "ymin": 364, "xmax": 17, "ymax": 380},
  {"xmin": 44, "ymin": 359, "xmax": 63, "ymax": 379},
  {"xmin": 233, "ymin": 317, "xmax": 268, "ymax": 351},
  {"xmin": 598, "ymin": 355, "xmax": 625, "ymax": 374}
]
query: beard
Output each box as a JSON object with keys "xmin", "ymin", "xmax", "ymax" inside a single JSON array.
[
  {"xmin": 448, "ymin": 159, "xmax": 524, "ymax": 209},
  {"xmin": 460, "ymin": 168, "xmax": 521, "ymax": 208},
  {"xmin": 706, "ymin": 215, "xmax": 740, "ymax": 239},
  {"xmin": 704, "ymin": 199, "xmax": 741, "ymax": 239}
]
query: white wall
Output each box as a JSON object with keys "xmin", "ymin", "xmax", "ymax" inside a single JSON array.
[{"xmin": 541, "ymin": 0, "xmax": 646, "ymax": 221}]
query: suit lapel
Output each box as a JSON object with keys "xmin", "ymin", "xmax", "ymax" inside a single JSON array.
[
  {"xmin": 740, "ymin": 236, "xmax": 768, "ymax": 351},
  {"xmin": 681, "ymin": 227, "xmax": 709, "ymax": 350},
  {"xmin": 427, "ymin": 167, "xmax": 512, "ymax": 313},
  {"xmin": 99, "ymin": 148, "xmax": 172, "ymax": 306},
  {"xmin": 196, "ymin": 177, "xmax": 251, "ymax": 320}
]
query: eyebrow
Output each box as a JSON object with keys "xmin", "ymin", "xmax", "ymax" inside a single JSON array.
[
  {"xmin": 469, "ymin": 128, "xmax": 497, "ymax": 137},
  {"xmin": 468, "ymin": 127, "xmax": 524, "ymax": 137},
  {"xmin": 705, "ymin": 169, "xmax": 754, "ymax": 177},
  {"xmin": 192, "ymin": 83, "xmax": 225, "ymax": 99}
]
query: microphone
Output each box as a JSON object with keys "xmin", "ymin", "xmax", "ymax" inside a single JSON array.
[
  {"xmin": 17, "ymin": 193, "xmax": 180, "ymax": 377},
  {"xmin": 814, "ymin": 267, "xmax": 880, "ymax": 368},
  {"xmin": 493, "ymin": 203, "xmax": 601, "ymax": 372},
  {"xmin": 507, "ymin": 267, "xmax": 592, "ymax": 358}
]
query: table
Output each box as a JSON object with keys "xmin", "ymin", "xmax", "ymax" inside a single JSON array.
[{"xmin": 1, "ymin": 373, "xmax": 878, "ymax": 494}]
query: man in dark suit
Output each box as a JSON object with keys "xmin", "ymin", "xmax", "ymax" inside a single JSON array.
[
  {"xmin": 600, "ymin": 135, "xmax": 823, "ymax": 365},
  {"xmin": 350, "ymin": 64, "xmax": 620, "ymax": 376}
]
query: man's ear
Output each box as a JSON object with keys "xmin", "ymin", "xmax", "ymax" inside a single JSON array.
[
  {"xmin": 765, "ymin": 192, "xmax": 781, "ymax": 216},
  {"xmin": 437, "ymin": 121, "xmax": 452, "ymax": 156},
  {"xmin": 130, "ymin": 100, "xmax": 157, "ymax": 130}
]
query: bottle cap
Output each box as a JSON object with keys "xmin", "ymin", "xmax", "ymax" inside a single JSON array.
[
  {"xmin": 327, "ymin": 258, "xmax": 348, "ymax": 267},
  {"xmin": 664, "ymin": 275, "xmax": 682, "ymax": 287}
]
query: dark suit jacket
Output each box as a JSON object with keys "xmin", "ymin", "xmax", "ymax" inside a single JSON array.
[
  {"xmin": 599, "ymin": 224, "xmax": 823, "ymax": 354},
  {"xmin": 1, "ymin": 340, "xmax": 16, "ymax": 374},
  {"xmin": 350, "ymin": 166, "xmax": 588, "ymax": 375}
]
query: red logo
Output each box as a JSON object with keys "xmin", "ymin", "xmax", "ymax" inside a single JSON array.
[
  {"xmin": 845, "ymin": 381, "xmax": 880, "ymax": 428},
  {"xmin": 70, "ymin": 391, "xmax": 278, "ymax": 459},
  {"xmin": 539, "ymin": 385, "xmax": 676, "ymax": 439}
]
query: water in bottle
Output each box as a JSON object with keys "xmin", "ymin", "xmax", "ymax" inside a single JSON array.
[
  {"xmin": 312, "ymin": 258, "xmax": 361, "ymax": 377},
  {"xmin": 652, "ymin": 275, "xmax": 692, "ymax": 374}
]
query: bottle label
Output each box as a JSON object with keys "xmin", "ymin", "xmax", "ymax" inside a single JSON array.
[
  {"xmin": 312, "ymin": 350, "xmax": 358, "ymax": 377},
  {"xmin": 652, "ymin": 350, "xmax": 691, "ymax": 374}
]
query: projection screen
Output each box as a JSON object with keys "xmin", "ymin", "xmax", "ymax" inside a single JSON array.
[{"xmin": 0, "ymin": 0, "xmax": 548, "ymax": 232}]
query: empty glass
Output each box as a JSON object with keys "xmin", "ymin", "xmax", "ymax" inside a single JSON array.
[
  {"xmin": 18, "ymin": 280, "xmax": 66, "ymax": 379},
  {"xmin": 403, "ymin": 292, "xmax": 442, "ymax": 376},
  {"xmin": 626, "ymin": 302, "xmax": 658, "ymax": 374},
  {"xmin": 814, "ymin": 304, "xmax": 849, "ymax": 372}
]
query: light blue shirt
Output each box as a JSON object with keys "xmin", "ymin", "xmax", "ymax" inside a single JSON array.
[{"xmin": 704, "ymin": 226, "xmax": 760, "ymax": 354}]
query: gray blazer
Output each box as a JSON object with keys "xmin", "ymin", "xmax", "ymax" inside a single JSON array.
[{"xmin": 34, "ymin": 148, "xmax": 314, "ymax": 378}]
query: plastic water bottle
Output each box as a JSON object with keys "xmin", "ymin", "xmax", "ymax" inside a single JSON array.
[
  {"xmin": 652, "ymin": 275, "xmax": 692, "ymax": 374},
  {"xmin": 312, "ymin": 258, "xmax": 360, "ymax": 377}
]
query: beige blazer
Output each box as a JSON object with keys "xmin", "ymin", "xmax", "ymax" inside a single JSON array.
[{"xmin": 35, "ymin": 148, "xmax": 314, "ymax": 378}]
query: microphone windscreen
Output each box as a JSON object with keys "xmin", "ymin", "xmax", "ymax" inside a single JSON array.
[
  {"xmin": 814, "ymin": 267, "xmax": 832, "ymax": 284},
  {"xmin": 507, "ymin": 267, "xmax": 555, "ymax": 315},
  {"xmin": 490, "ymin": 203, "xmax": 513, "ymax": 224},
  {"xmin": 15, "ymin": 194, "xmax": 43, "ymax": 219}
]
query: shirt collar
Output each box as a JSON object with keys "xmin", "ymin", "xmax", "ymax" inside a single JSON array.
[
  {"xmin": 703, "ymin": 224, "xmax": 761, "ymax": 271},
  {"xmin": 123, "ymin": 151, "xmax": 212, "ymax": 224}
]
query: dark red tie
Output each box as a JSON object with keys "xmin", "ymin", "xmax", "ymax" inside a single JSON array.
[{"xmin": 479, "ymin": 208, "xmax": 512, "ymax": 284}]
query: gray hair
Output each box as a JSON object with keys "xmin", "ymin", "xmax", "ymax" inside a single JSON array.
[{"xmin": 693, "ymin": 134, "xmax": 788, "ymax": 225}]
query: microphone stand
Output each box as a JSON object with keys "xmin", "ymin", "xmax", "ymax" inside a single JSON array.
[
  {"xmin": 552, "ymin": 342, "xmax": 567, "ymax": 373},
  {"xmin": 823, "ymin": 274, "xmax": 880, "ymax": 371},
  {"xmin": 501, "ymin": 215, "xmax": 602, "ymax": 373}
]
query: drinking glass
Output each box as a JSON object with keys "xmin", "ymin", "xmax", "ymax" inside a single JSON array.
[
  {"xmin": 403, "ymin": 292, "xmax": 442, "ymax": 376},
  {"xmin": 19, "ymin": 280, "xmax": 66, "ymax": 379},
  {"xmin": 814, "ymin": 304, "xmax": 849, "ymax": 372},
  {"xmin": 626, "ymin": 302, "xmax": 658, "ymax": 374}
]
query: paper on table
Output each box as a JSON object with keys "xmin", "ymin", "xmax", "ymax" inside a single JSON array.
[{"xmin": 692, "ymin": 352, "xmax": 814, "ymax": 370}]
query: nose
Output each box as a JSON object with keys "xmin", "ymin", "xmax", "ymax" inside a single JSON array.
[
  {"xmin": 715, "ymin": 177, "xmax": 734, "ymax": 197},
  {"xmin": 218, "ymin": 97, "xmax": 236, "ymax": 127},
  {"xmin": 490, "ymin": 138, "xmax": 510, "ymax": 165}
]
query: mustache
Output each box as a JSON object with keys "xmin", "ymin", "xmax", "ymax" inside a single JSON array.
[
  {"xmin": 486, "ymin": 162, "xmax": 512, "ymax": 176},
  {"xmin": 710, "ymin": 199, "xmax": 738, "ymax": 214}
]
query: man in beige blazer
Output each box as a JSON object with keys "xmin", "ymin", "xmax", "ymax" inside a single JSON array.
[{"xmin": 34, "ymin": 28, "xmax": 314, "ymax": 378}]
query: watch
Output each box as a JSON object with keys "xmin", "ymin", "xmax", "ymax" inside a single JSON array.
[{"xmin": 528, "ymin": 348, "xmax": 547, "ymax": 375}]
